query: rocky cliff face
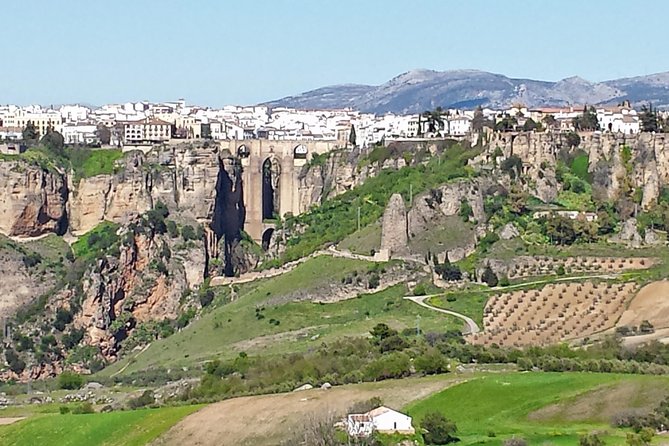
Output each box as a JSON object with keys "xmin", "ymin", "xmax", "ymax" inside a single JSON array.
[
  {"xmin": 68, "ymin": 146, "xmax": 221, "ymax": 235},
  {"xmin": 481, "ymin": 132, "xmax": 669, "ymax": 208},
  {"xmin": 74, "ymin": 225, "xmax": 199, "ymax": 362},
  {"xmin": 0, "ymin": 161, "xmax": 68, "ymax": 237}
]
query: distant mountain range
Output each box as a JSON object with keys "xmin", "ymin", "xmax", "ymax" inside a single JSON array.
[{"xmin": 263, "ymin": 69, "xmax": 669, "ymax": 113}]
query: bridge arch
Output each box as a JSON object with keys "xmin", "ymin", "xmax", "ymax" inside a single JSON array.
[{"xmin": 262, "ymin": 157, "xmax": 280, "ymax": 220}]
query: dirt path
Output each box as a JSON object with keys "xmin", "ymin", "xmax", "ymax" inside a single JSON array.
[
  {"xmin": 0, "ymin": 417, "xmax": 25, "ymax": 425},
  {"xmin": 404, "ymin": 294, "xmax": 480, "ymax": 334},
  {"xmin": 153, "ymin": 376, "xmax": 463, "ymax": 446}
]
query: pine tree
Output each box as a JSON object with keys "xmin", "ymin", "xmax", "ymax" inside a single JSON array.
[{"xmin": 348, "ymin": 124, "xmax": 356, "ymax": 147}]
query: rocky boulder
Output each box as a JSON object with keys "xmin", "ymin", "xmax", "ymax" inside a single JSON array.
[
  {"xmin": 499, "ymin": 222, "xmax": 520, "ymax": 240},
  {"xmin": 611, "ymin": 218, "xmax": 642, "ymax": 248}
]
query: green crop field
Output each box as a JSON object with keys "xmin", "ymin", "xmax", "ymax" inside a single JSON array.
[
  {"xmin": 406, "ymin": 372, "xmax": 669, "ymax": 445},
  {"xmin": 101, "ymin": 256, "xmax": 462, "ymax": 376},
  {"xmin": 0, "ymin": 405, "xmax": 201, "ymax": 446}
]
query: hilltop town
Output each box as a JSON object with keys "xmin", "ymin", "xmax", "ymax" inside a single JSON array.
[
  {"xmin": 3, "ymin": 96, "xmax": 669, "ymax": 445},
  {"xmin": 0, "ymin": 99, "xmax": 656, "ymax": 153}
]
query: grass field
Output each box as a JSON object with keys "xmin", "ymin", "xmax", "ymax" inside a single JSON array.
[
  {"xmin": 0, "ymin": 405, "xmax": 201, "ymax": 446},
  {"xmin": 406, "ymin": 372, "xmax": 669, "ymax": 445},
  {"xmin": 408, "ymin": 215, "xmax": 475, "ymax": 256},
  {"xmin": 429, "ymin": 291, "xmax": 488, "ymax": 327},
  {"xmin": 69, "ymin": 148, "xmax": 124, "ymax": 181},
  {"xmin": 338, "ymin": 220, "xmax": 381, "ymax": 255},
  {"xmin": 101, "ymin": 256, "xmax": 461, "ymax": 376}
]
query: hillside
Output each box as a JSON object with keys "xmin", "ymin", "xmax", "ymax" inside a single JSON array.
[{"xmin": 264, "ymin": 68, "xmax": 669, "ymax": 112}]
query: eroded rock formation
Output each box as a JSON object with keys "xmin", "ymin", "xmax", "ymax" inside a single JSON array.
[{"xmin": 380, "ymin": 193, "xmax": 409, "ymax": 256}]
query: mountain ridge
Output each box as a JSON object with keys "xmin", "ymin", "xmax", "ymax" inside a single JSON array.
[{"xmin": 263, "ymin": 69, "xmax": 669, "ymax": 113}]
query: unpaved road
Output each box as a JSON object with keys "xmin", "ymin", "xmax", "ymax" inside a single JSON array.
[
  {"xmin": 0, "ymin": 417, "xmax": 25, "ymax": 425},
  {"xmin": 404, "ymin": 295, "xmax": 481, "ymax": 334},
  {"xmin": 153, "ymin": 376, "xmax": 463, "ymax": 446}
]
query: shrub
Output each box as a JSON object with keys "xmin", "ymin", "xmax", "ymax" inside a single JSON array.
[
  {"xmin": 414, "ymin": 348, "xmax": 448, "ymax": 375},
  {"xmin": 22, "ymin": 252, "xmax": 42, "ymax": 268},
  {"xmin": 59, "ymin": 406, "xmax": 71, "ymax": 415},
  {"xmin": 579, "ymin": 432, "xmax": 605, "ymax": 446},
  {"xmin": 166, "ymin": 220, "xmax": 179, "ymax": 238},
  {"xmin": 503, "ymin": 438, "xmax": 528, "ymax": 446},
  {"xmin": 421, "ymin": 411, "xmax": 459, "ymax": 444},
  {"xmin": 199, "ymin": 288, "xmax": 215, "ymax": 307},
  {"xmin": 413, "ymin": 283, "xmax": 427, "ymax": 296},
  {"xmin": 5, "ymin": 349, "xmax": 26, "ymax": 374},
  {"xmin": 58, "ymin": 371, "xmax": 84, "ymax": 390},
  {"xmin": 72, "ymin": 402, "xmax": 94, "ymax": 414},
  {"xmin": 127, "ymin": 390, "xmax": 155, "ymax": 409},
  {"xmin": 181, "ymin": 225, "xmax": 197, "ymax": 241},
  {"xmin": 481, "ymin": 265, "xmax": 498, "ymax": 287},
  {"xmin": 54, "ymin": 307, "xmax": 73, "ymax": 331}
]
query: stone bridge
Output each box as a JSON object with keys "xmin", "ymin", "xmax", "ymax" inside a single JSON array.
[{"xmin": 221, "ymin": 139, "xmax": 337, "ymax": 246}]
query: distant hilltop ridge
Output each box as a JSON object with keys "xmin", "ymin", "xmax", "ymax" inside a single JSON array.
[{"xmin": 264, "ymin": 69, "xmax": 669, "ymax": 114}]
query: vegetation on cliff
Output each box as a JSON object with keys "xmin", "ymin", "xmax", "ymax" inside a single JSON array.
[{"xmin": 276, "ymin": 143, "xmax": 480, "ymax": 264}]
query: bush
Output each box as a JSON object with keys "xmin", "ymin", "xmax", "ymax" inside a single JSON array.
[
  {"xmin": 22, "ymin": 252, "xmax": 42, "ymax": 268},
  {"xmin": 181, "ymin": 225, "xmax": 197, "ymax": 241},
  {"xmin": 59, "ymin": 406, "xmax": 71, "ymax": 415},
  {"xmin": 127, "ymin": 389, "xmax": 155, "ymax": 409},
  {"xmin": 199, "ymin": 288, "xmax": 215, "ymax": 308},
  {"xmin": 54, "ymin": 307, "xmax": 73, "ymax": 331},
  {"xmin": 481, "ymin": 265, "xmax": 498, "ymax": 287},
  {"xmin": 166, "ymin": 220, "xmax": 179, "ymax": 238},
  {"xmin": 414, "ymin": 348, "xmax": 448, "ymax": 375},
  {"xmin": 5, "ymin": 349, "xmax": 26, "ymax": 374},
  {"xmin": 503, "ymin": 438, "xmax": 528, "ymax": 446},
  {"xmin": 72, "ymin": 402, "xmax": 94, "ymax": 414},
  {"xmin": 421, "ymin": 411, "xmax": 459, "ymax": 444},
  {"xmin": 579, "ymin": 432, "xmax": 605, "ymax": 446},
  {"xmin": 413, "ymin": 283, "xmax": 427, "ymax": 296},
  {"xmin": 58, "ymin": 371, "xmax": 84, "ymax": 390}
]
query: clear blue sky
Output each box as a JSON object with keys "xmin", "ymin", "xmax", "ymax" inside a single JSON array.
[{"xmin": 1, "ymin": 0, "xmax": 667, "ymax": 106}]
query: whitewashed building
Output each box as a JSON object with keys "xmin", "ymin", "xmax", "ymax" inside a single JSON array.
[{"xmin": 346, "ymin": 406, "xmax": 415, "ymax": 437}]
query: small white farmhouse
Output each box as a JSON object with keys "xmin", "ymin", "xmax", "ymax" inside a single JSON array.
[{"xmin": 346, "ymin": 406, "xmax": 415, "ymax": 437}]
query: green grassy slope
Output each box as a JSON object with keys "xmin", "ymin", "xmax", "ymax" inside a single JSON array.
[
  {"xmin": 0, "ymin": 405, "xmax": 201, "ymax": 446},
  {"xmin": 406, "ymin": 372, "xmax": 669, "ymax": 445},
  {"xmin": 100, "ymin": 256, "xmax": 462, "ymax": 377}
]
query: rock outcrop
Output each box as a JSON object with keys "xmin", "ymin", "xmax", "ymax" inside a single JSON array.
[
  {"xmin": 482, "ymin": 132, "xmax": 669, "ymax": 208},
  {"xmin": 380, "ymin": 193, "xmax": 409, "ymax": 256},
  {"xmin": 74, "ymin": 223, "xmax": 201, "ymax": 361},
  {"xmin": 499, "ymin": 222, "xmax": 520, "ymax": 240},
  {"xmin": 408, "ymin": 179, "xmax": 485, "ymax": 237},
  {"xmin": 68, "ymin": 146, "xmax": 221, "ymax": 234},
  {"xmin": 0, "ymin": 161, "xmax": 68, "ymax": 237},
  {"xmin": 611, "ymin": 218, "xmax": 643, "ymax": 247}
]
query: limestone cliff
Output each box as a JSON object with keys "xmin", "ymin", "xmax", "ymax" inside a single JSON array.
[
  {"xmin": 68, "ymin": 146, "xmax": 221, "ymax": 234},
  {"xmin": 482, "ymin": 132, "xmax": 669, "ymax": 208},
  {"xmin": 0, "ymin": 161, "xmax": 68, "ymax": 237},
  {"xmin": 74, "ymin": 225, "xmax": 199, "ymax": 362}
]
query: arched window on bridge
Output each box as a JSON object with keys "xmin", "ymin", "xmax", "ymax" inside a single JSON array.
[
  {"xmin": 294, "ymin": 144, "xmax": 308, "ymax": 159},
  {"xmin": 237, "ymin": 144, "xmax": 250, "ymax": 158}
]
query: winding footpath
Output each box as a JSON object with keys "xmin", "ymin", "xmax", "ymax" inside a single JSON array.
[{"xmin": 404, "ymin": 294, "xmax": 481, "ymax": 335}]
